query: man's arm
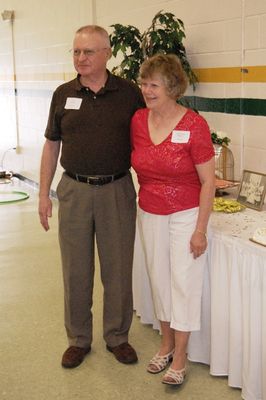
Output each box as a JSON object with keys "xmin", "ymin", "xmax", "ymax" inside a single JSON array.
[{"xmin": 38, "ymin": 139, "xmax": 61, "ymax": 231}]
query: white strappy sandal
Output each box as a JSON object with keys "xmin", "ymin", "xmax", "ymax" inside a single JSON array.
[
  {"xmin": 147, "ymin": 349, "xmax": 175, "ymax": 374},
  {"xmin": 162, "ymin": 366, "xmax": 187, "ymax": 385}
]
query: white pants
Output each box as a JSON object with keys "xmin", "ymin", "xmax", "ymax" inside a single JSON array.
[{"xmin": 138, "ymin": 207, "xmax": 207, "ymax": 332}]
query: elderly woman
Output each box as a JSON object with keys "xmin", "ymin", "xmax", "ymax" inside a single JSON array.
[{"xmin": 131, "ymin": 54, "xmax": 215, "ymax": 386}]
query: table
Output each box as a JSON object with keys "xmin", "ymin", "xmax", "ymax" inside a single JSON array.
[{"xmin": 133, "ymin": 204, "xmax": 266, "ymax": 400}]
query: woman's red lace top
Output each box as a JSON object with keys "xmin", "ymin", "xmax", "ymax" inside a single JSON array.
[{"xmin": 131, "ymin": 108, "xmax": 214, "ymax": 215}]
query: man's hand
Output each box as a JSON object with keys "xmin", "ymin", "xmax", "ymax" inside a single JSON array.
[
  {"xmin": 38, "ymin": 138, "xmax": 61, "ymax": 231},
  {"xmin": 39, "ymin": 196, "xmax": 53, "ymax": 231}
]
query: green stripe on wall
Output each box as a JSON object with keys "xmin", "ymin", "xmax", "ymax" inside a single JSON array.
[{"xmin": 184, "ymin": 97, "xmax": 266, "ymax": 116}]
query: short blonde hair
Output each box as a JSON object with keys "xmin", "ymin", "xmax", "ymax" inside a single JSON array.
[
  {"xmin": 75, "ymin": 25, "xmax": 111, "ymax": 48},
  {"xmin": 139, "ymin": 53, "xmax": 188, "ymax": 100}
]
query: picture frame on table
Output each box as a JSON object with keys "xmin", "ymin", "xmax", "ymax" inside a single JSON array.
[{"xmin": 237, "ymin": 169, "xmax": 266, "ymax": 211}]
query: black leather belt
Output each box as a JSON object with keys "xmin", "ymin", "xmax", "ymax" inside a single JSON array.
[{"xmin": 65, "ymin": 171, "xmax": 127, "ymax": 185}]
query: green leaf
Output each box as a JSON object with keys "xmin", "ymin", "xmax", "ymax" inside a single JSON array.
[{"xmin": 109, "ymin": 10, "xmax": 197, "ymax": 89}]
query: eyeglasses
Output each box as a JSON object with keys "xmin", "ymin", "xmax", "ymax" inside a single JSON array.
[{"xmin": 70, "ymin": 48, "xmax": 109, "ymax": 57}]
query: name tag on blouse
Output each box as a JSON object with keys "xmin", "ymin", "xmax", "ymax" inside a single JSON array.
[
  {"xmin": 171, "ymin": 130, "xmax": 190, "ymax": 143},
  {"xmin": 65, "ymin": 97, "xmax": 82, "ymax": 109}
]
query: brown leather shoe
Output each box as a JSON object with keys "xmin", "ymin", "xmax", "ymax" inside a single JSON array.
[
  {"xmin": 106, "ymin": 342, "xmax": 138, "ymax": 364},
  {"xmin": 61, "ymin": 346, "xmax": 91, "ymax": 368}
]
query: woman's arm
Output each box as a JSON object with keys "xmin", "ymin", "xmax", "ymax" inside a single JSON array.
[{"xmin": 190, "ymin": 156, "xmax": 215, "ymax": 258}]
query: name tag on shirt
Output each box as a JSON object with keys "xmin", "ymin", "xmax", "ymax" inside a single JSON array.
[
  {"xmin": 65, "ymin": 97, "xmax": 82, "ymax": 110},
  {"xmin": 171, "ymin": 130, "xmax": 190, "ymax": 143}
]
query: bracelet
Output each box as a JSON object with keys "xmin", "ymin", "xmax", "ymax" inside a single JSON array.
[{"xmin": 196, "ymin": 229, "xmax": 207, "ymax": 238}]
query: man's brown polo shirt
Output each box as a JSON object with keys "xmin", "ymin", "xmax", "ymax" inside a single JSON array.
[{"xmin": 45, "ymin": 71, "xmax": 145, "ymax": 175}]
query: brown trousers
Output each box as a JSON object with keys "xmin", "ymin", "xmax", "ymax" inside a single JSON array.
[{"xmin": 56, "ymin": 172, "xmax": 136, "ymax": 348}]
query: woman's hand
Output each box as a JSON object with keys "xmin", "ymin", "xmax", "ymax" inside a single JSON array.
[{"xmin": 190, "ymin": 230, "xmax": 207, "ymax": 259}]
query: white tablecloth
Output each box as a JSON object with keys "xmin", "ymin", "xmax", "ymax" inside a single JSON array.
[{"xmin": 133, "ymin": 206, "xmax": 266, "ymax": 400}]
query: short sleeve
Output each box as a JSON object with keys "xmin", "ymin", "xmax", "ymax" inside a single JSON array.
[
  {"xmin": 189, "ymin": 115, "xmax": 214, "ymax": 164},
  {"xmin": 44, "ymin": 89, "xmax": 62, "ymax": 141}
]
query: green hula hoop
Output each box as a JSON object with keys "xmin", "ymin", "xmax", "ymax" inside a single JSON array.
[{"xmin": 0, "ymin": 191, "xmax": 30, "ymax": 204}]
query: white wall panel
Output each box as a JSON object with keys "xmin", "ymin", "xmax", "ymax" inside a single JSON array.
[
  {"xmin": 245, "ymin": 17, "xmax": 260, "ymax": 49},
  {"xmin": 244, "ymin": 48, "xmax": 266, "ymax": 64},
  {"xmin": 260, "ymin": 14, "xmax": 266, "ymax": 47},
  {"xmin": 189, "ymin": 52, "xmax": 242, "ymax": 68},
  {"xmin": 245, "ymin": 0, "xmax": 266, "ymax": 16},
  {"xmin": 243, "ymin": 83, "xmax": 266, "ymax": 98}
]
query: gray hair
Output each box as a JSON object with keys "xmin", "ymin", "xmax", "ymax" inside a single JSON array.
[{"xmin": 75, "ymin": 25, "xmax": 111, "ymax": 47}]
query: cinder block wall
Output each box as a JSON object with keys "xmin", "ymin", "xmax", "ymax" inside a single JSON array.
[{"xmin": 0, "ymin": 0, "xmax": 265, "ymax": 188}]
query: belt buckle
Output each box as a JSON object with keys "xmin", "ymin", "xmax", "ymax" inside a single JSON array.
[
  {"xmin": 86, "ymin": 175, "xmax": 113, "ymax": 186},
  {"xmin": 87, "ymin": 176, "xmax": 101, "ymax": 186}
]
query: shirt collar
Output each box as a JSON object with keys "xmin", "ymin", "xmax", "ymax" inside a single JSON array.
[{"xmin": 73, "ymin": 70, "xmax": 119, "ymax": 93}]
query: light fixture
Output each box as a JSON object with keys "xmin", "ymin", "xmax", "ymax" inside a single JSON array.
[{"xmin": 1, "ymin": 10, "xmax": 14, "ymax": 21}]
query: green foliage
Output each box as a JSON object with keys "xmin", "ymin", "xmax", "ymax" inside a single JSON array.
[
  {"xmin": 109, "ymin": 10, "xmax": 198, "ymax": 88},
  {"xmin": 110, "ymin": 24, "xmax": 144, "ymax": 81},
  {"xmin": 211, "ymin": 132, "xmax": 231, "ymax": 146}
]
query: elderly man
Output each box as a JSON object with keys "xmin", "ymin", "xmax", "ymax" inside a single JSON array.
[{"xmin": 39, "ymin": 25, "xmax": 144, "ymax": 368}]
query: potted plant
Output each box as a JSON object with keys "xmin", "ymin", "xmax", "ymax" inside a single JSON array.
[
  {"xmin": 211, "ymin": 131, "xmax": 231, "ymax": 146},
  {"xmin": 109, "ymin": 10, "xmax": 198, "ymax": 89},
  {"xmin": 211, "ymin": 131, "xmax": 234, "ymax": 182},
  {"xmin": 211, "ymin": 130, "xmax": 231, "ymax": 162}
]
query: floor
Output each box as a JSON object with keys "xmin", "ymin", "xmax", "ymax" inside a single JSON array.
[{"xmin": 0, "ymin": 178, "xmax": 242, "ymax": 400}]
